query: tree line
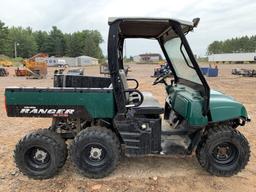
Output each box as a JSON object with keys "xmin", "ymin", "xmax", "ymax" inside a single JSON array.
[
  {"xmin": 207, "ymin": 35, "xmax": 256, "ymax": 55},
  {"xmin": 0, "ymin": 20, "xmax": 104, "ymax": 59}
]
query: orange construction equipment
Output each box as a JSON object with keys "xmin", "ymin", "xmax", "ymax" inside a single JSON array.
[
  {"xmin": 0, "ymin": 59, "xmax": 13, "ymax": 67},
  {"xmin": 16, "ymin": 53, "xmax": 48, "ymax": 79}
]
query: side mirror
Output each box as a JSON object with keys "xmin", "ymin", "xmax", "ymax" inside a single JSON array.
[{"xmin": 192, "ymin": 18, "xmax": 200, "ymax": 28}]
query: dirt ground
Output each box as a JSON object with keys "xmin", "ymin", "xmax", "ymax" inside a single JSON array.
[{"xmin": 0, "ymin": 64, "xmax": 255, "ymax": 192}]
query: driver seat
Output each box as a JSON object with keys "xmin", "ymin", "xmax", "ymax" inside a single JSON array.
[{"xmin": 119, "ymin": 69, "xmax": 164, "ymax": 115}]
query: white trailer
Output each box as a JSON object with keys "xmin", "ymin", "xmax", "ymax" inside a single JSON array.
[
  {"xmin": 47, "ymin": 57, "xmax": 68, "ymax": 67},
  {"xmin": 46, "ymin": 57, "xmax": 77, "ymax": 67},
  {"xmin": 208, "ymin": 53, "xmax": 256, "ymax": 63}
]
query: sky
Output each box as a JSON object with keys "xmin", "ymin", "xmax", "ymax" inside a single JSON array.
[{"xmin": 0, "ymin": 0, "xmax": 255, "ymax": 57}]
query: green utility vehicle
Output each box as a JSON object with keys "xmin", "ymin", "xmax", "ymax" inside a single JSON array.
[{"xmin": 5, "ymin": 17, "xmax": 250, "ymax": 179}]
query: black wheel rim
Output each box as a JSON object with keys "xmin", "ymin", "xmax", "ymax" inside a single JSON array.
[
  {"xmin": 25, "ymin": 147, "xmax": 51, "ymax": 171},
  {"xmin": 211, "ymin": 142, "xmax": 238, "ymax": 165},
  {"xmin": 82, "ymin": 143, "xmax": 107, "ymax": 167}
]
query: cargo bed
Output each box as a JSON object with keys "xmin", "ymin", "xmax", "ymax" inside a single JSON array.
[{"xmin": 5, "ymin": 87, "xmax": 115, "ymax": 119}]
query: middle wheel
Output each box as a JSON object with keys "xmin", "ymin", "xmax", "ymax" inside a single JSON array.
[{"xmin": 70, "ymin": 126, "xmax": 121, "ymax": 178}]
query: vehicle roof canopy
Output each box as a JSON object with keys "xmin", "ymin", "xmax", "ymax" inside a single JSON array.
[{"xmin": 108, "ymin": 17, "xmax": 198, "ymax": 39}]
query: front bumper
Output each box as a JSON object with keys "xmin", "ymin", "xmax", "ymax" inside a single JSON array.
[{"xmin": 246, "ymin": 115, "xmax": 251, "ymax": 122}]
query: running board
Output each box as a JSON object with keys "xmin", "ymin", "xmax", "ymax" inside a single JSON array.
[
  {"xmin": 161, "ymin": 135, "xmax": 190, "ymax": 155},
  {"xmin": 161, "ymin": 129, "xmax": 188, "ymax": 136}
]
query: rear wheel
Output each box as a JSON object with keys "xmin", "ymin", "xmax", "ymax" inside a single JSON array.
[
  {"xmin": 14, "ymin": 129, "xmax": 67, "ymax": 179},
  {"xmin": 70, "ymin": 126, "xmax": 121, "ymax": 178},
  {"xmin": 196, "ymin": 126, "xmax": 250, "ymax": 176}
]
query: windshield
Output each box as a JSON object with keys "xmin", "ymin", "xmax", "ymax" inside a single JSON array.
[{"xmin": 164, "ymin": 37, "xmax": 202, "ymax": 84}]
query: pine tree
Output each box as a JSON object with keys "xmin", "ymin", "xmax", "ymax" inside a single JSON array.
[
  {"xmin": 207, "ymin": 35, "xmax": 256, "ymax": 54},
  {"xmin": 0, "ymin": 20, "xmax": 10, "ymax": 55}
]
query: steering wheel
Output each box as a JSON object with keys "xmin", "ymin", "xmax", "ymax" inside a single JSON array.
[
  {"xmin": 153, "ymin": 73, "xmax": 170, "ymax": 85},
  {"xmin": 124, "ymin": 89, "xmax": 144, "ymax": 107}
]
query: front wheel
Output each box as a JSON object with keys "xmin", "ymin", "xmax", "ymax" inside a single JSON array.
[
  {"xmin": 196, "ymin": 126, "xmax": 250, "ymax": 176},
  {"xmin": 70, "ymin": 127, "xmax": 121, "ymax": 178}
]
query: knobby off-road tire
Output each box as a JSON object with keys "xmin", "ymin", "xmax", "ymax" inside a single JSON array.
[
  {"xmin": 196, "ymin": 126, "xmax": 250, "ymax": 176},
  {"xmin": 70, "ymin": 126, "xmax": 121, "ymax": 179},
  {"xmin": 14, "ymin": 129, "xmax": 67, "ymax": 179},
  {"xmin": 36, "ymin": 129, "xmax": 68, "ymax": 168}
]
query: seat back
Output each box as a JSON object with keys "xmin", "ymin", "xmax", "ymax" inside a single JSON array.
[
  {"xmin": 119, "ymin": 69, "xmax": 128, "ymax": 89},
  {"xmin": 119, "ymin": 69, "xmax": 129, "ymax": 100}
]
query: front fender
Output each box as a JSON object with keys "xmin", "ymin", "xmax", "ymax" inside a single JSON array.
[{"xmin": 209, "ymin": 90, "xmax": 248, "ymax": 122}]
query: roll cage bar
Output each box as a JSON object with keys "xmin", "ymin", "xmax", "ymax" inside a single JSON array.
[{"xmin": 107, "ymin": 17, "xmax": 210, "ymax": 117}]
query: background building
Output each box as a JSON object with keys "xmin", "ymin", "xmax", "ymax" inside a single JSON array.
[
  {"xmin": 133, "ymin": 53, "xmax": 162, "ymax": 63},
  {"xmin": 76, "ymin": 55, "xmax": 99, "ymax": 66}
]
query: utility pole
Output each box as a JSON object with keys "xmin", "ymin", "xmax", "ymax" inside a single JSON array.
[{"xmin": 14, "ymin": 42, "xmax": 19, "ymax": 58}]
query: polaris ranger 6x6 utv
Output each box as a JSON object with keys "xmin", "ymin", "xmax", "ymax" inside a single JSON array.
[{"xmin": 5, "ymin": 17, "xmax": 250, "ymax": 179}]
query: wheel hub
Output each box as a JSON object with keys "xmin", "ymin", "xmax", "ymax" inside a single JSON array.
[
  {"xmin": 34, "ymin": 149, "xmax": 48, "ymax": 163},
  {"xmin": 89, "ymin": 147, "xmax": 102, "ymax": 160},
  {"xmin": 212, "ymin": 142, "xmax": 238, "ymax": 164},
  {"xmin": 216, "ymin": 146, "xmax": 230, "ymax": 159}
]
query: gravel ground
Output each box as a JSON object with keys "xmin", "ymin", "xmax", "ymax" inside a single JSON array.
[{"xmin": 0, "ymin": 64, "xmax": 255, "ymax": 192}]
